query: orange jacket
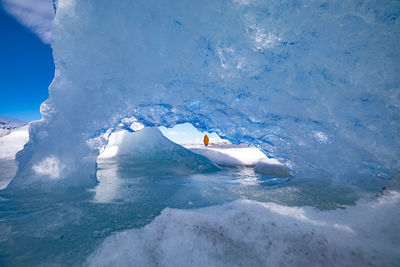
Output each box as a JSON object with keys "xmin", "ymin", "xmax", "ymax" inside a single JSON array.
[{"xmin": 203, "ymin": 135, "xmax": 209, "ymax": 146}]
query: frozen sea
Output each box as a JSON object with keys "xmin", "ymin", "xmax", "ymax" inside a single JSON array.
[{"xmin": 0, "ymin": 127, "xmax": 399, "ymax": 266}]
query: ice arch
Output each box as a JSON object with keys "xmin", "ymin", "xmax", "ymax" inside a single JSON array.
[{"xmin": 9, "ymin": 0, "xmax": 400, "ymax": 188}]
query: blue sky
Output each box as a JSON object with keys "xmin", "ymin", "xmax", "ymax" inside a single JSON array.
[{"xmin": 0, "ymin": 6, "xmax": 54, "ymax": 121}]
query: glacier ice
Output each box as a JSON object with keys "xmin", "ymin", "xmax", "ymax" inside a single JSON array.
[{"xmin": 8, "ymin": 0, "xmax": 400, "ymax": 188}]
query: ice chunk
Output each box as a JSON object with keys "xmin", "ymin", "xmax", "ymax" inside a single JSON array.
[{"xmin": 10, "ymin": 0, "xmax": 400, "ymax": 188}]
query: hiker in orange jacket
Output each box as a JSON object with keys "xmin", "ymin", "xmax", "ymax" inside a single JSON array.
[{"xmin": 203, "ymin": 134, "xmax": 209, "ymax": 146}]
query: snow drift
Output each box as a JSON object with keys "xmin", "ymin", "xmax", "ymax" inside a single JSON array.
[
  {"xmin": 9, "ymin": 0, "xmax": 400, "ymax": 188},
  {"xmin": 0, "ymin": 126, "xmax": 29, "ymax": 189},
  {"xmin": 0, "ymin": 116, "xmax": 28, "ymax": 137},
  {"xmin": 87, "ymin": 190, "xmax": 400, "ymax": 267},
  {"xmin": 187, "ymin": 144, "xmax": 291, "ymax": 177}
]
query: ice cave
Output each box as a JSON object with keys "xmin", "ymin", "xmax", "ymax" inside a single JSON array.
[{"xmin": 0, "ymin": 0, "xmax": 399, "ymax": 266}]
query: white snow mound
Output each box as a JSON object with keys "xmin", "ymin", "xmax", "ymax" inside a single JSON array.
[{"xmin": 87, "ymin": 190, "xmax": 400, "ymax": 267}]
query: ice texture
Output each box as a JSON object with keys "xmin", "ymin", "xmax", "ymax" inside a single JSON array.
[
  {"xmin": 87, "ymin": 190, "xmax": 400, "ymax": 267},
  {"xmin": 9, "ymin": 0, "xmax": 400, "ymax": 187}
]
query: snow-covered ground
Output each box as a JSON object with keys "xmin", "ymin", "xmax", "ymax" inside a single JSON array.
[
  {"xmin": 185, "ymin": 144, "xmax": 291, "ymax": 177},
  {"xmin": 185, "ymin": 143, "xmax": 275, "ymax": 166},
  {"xmin": 0, "ymin": 125, "xmax": 29, "ymax": 189},
  {"xmin": 0, "ymin": 116, "xmax": 28, "ymax": 137}
]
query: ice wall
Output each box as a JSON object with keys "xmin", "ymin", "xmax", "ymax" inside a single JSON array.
[{"xmin": 9, "ymin": 0, "xmax": 400, "ymax": 188}]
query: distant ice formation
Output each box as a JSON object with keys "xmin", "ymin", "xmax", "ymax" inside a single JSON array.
[
  {"xmin": 99, "ymin": 127, "xmax": 218, "ymax": 173},
  {"xmin": 9, "ymin": 0, "xmax": 400, "ymax": 188}
]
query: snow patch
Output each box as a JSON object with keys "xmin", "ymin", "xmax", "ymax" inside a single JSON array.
[
  {"xmin": 0, "ymin": 126, "xmax": 29, "ymax": 159},
  {"xmin": 0, "ymin": 116, "xmax": 28, "ymax": 136},
  {"xmin": 0, "ymin": 126, "xmax": 29, "ymax": 189},
  {"xmin": 186, "ymin": 144, "xmax": 290, "ymax": 177},
  {"xmin": 87, "ymin": 191, "xmax": 400, "ymax": 267}
]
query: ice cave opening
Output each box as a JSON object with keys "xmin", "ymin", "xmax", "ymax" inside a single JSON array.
[
  {"xmin": 1, "ymin": 1, "xmax": 399, "ymax": 266},
  {"xmin": 2, "ymin": 0, "xmax": 398, "ymax": 196},
  {"xmin": 92, "ymin": 121, "xmax": 292, "ymax": 203}
]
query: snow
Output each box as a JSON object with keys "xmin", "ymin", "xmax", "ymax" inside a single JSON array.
[
  {"xmin": 187, "ymin": 144, "xmax": 279, "ymax": 166},
  {"xmin": 186, "ymin": 143, "xmax": 290, "ymax": 177},
  {"xmin": 0, "ymin": 125, "xmax": 29, "ymax": 159},
  {"xmin": 87, "ymin": 189, "xmax": 400, "ymax": 267},
  {"xmin": 0, "ymin": 126, "xmax": 29, "ymax": 189},
  {"xmin": 0, "ymin": 116, "xmax": 28, "ymax": 137}
]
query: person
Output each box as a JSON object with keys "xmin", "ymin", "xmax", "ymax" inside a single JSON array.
[{"xmin": 203, "ymin": 134, "xmax": 209, "ymax": 146}]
